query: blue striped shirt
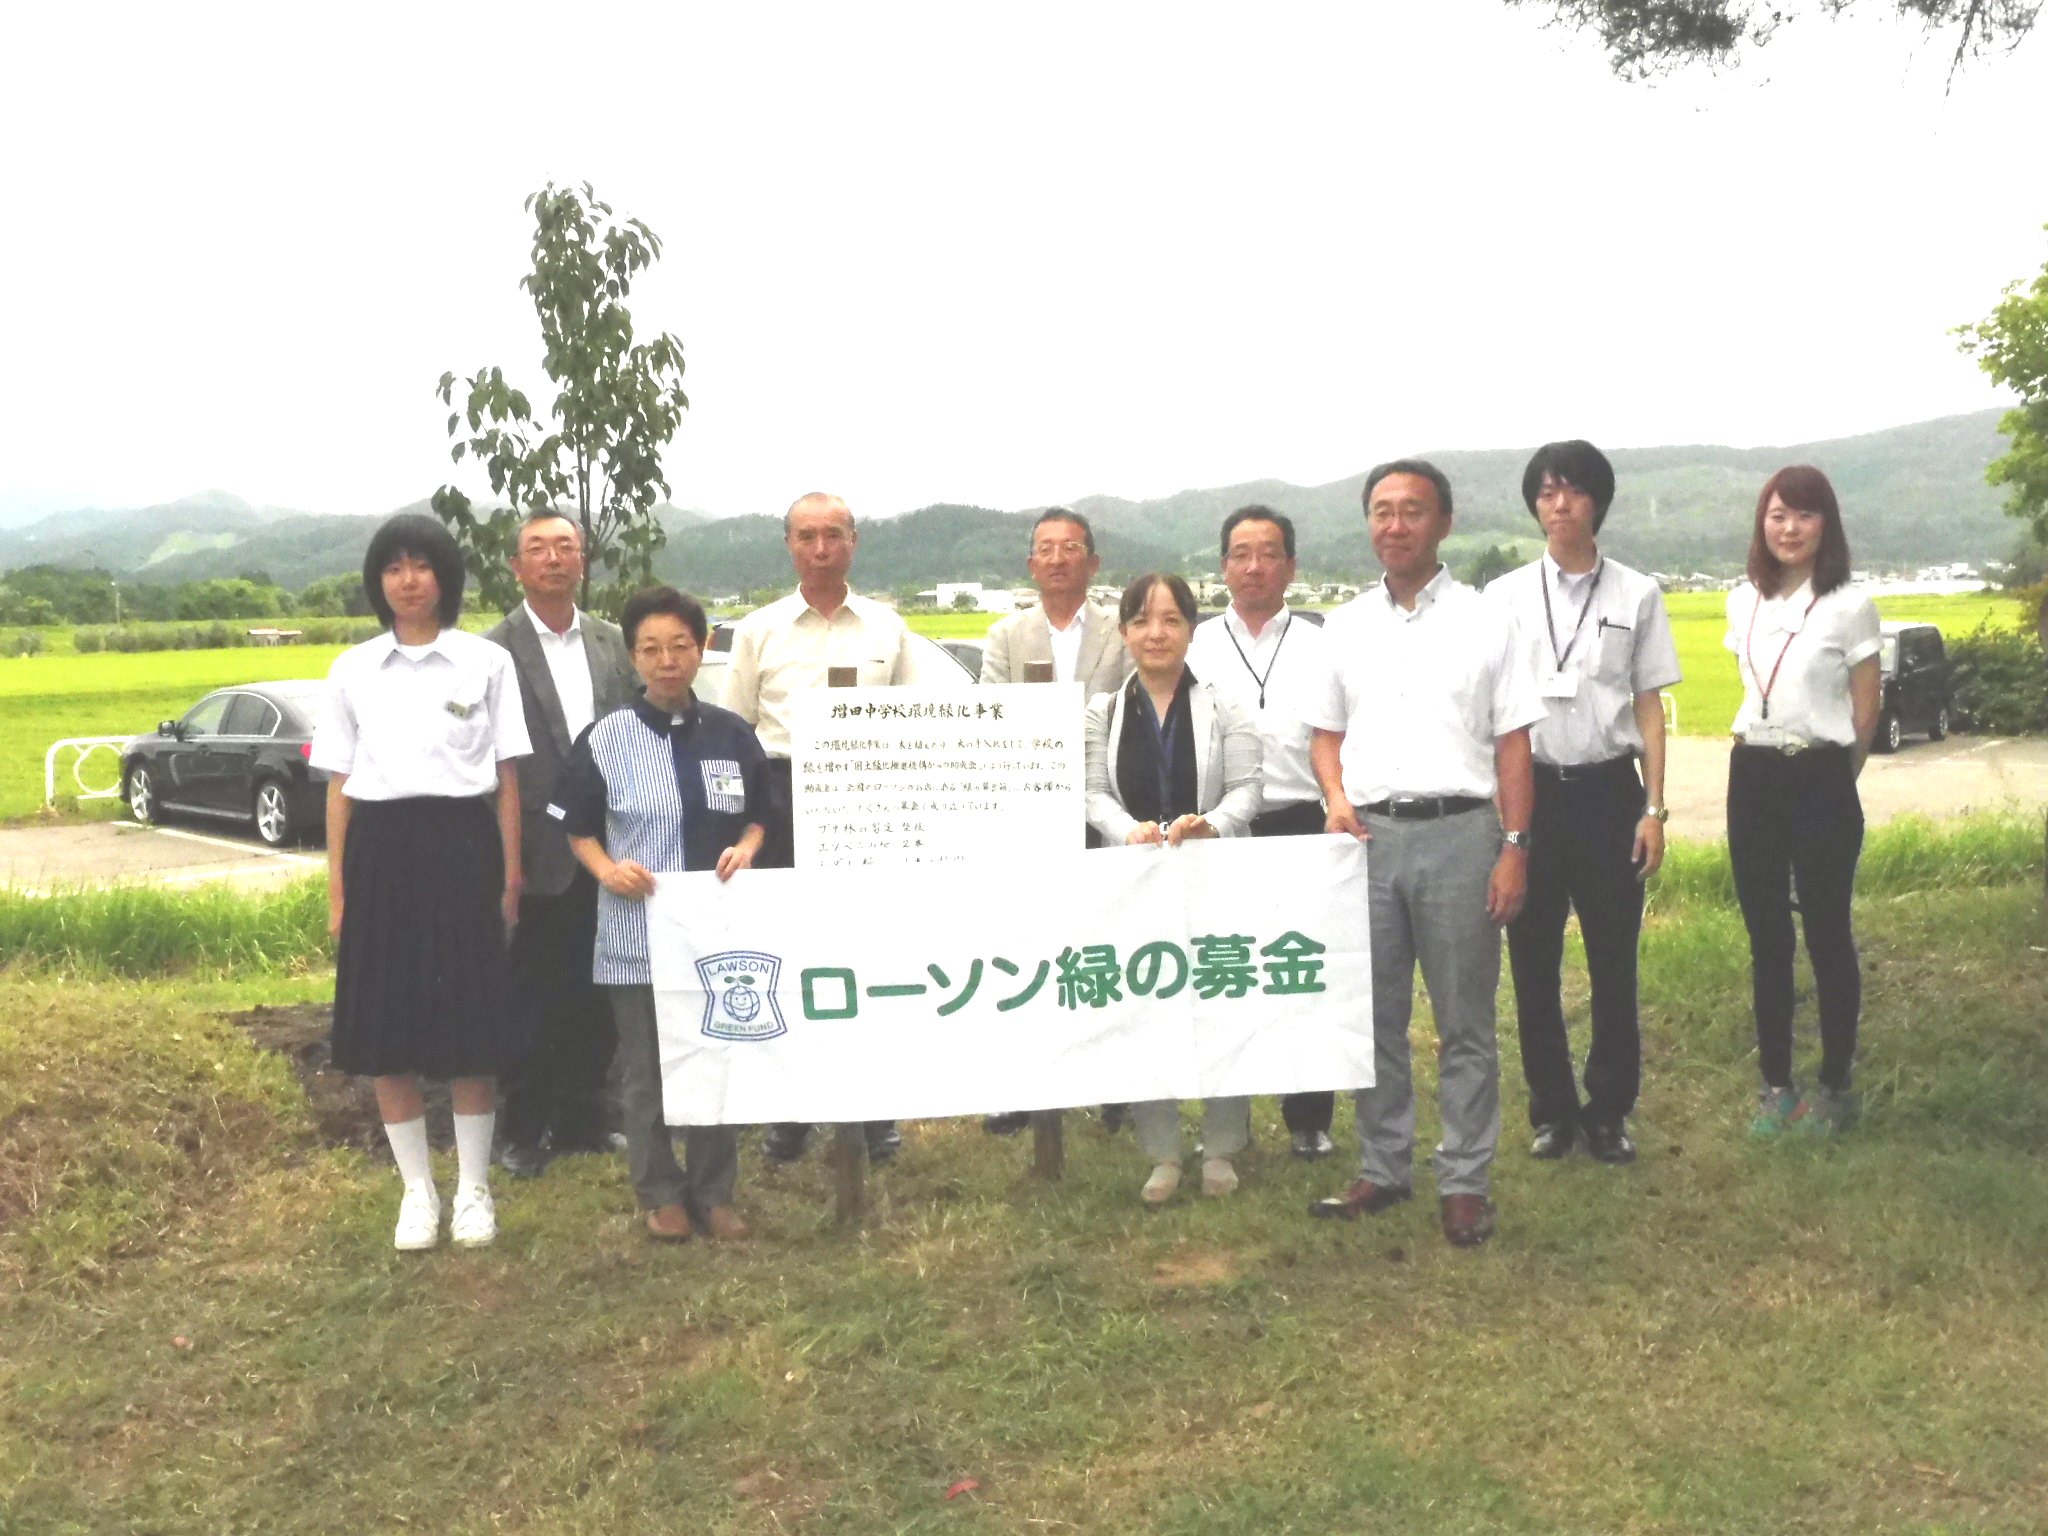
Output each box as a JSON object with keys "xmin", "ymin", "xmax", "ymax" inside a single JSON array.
[{"xmin": 551, "ymin": 694, "xmax": 772, "ymax": 985}]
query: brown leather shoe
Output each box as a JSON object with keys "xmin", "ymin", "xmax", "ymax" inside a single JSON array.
[
  {"xmin": 645, "ymin": 1203, "xmax": 692, "ymax": 1242},
  {"xmin": 699, "ymin": 1205, "xmax": 751, "ymax": 1241},
  {"xmin": 1308, "ymin": 1178, "xmax": 1413, "ymax": 1220},
  {"xmin": 1440, "ymin": 1194, "xmax": 1497, "ymax": 1248}
]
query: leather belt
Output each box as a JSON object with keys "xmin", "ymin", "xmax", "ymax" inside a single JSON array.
[
  {"xmin": 1535, "ymin": 754, "xmax": 1637, "ymax": 782},
  {"xmin": 1735, "ymin": 735, "xmax": 1834, "ymax": 757},
  {"xmin": 1358, "ymin": 795, "xmax": 1488, "ymax": 821}
]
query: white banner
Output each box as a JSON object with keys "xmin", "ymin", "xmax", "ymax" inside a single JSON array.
[
  {"xmin": 790, "ymin": 683, "xmax": 1085, "ymax": 866},
  {"xmin": 645, "ymin": 835, "xmax": 1373, "ymax": 1124}
]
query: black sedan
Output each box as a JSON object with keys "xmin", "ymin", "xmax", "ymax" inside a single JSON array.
[{"xmin": 124, "ymin": 681, "xmax": 331, "ymax": 847}]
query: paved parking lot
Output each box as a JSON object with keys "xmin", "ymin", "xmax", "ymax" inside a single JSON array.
[
  {"xmin": 2, "ymin": 735, "xmax": 2044, "ymax": 894},
  {"xmin": 0, "ymin": 819, "xmax": 323, "ymax": 894}
]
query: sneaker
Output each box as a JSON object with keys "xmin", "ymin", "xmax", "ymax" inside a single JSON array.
[
  {"xmin": 450, "ymin": 1182, "xmax": 497, "ymax": 1247},
  {"xmin": 1791, "ymin": 1084, "xmax": 1857, "ymax": 1136},
  {"xmin": 1582, "ymin": 1120, "xmax": 1637, "ymax": 1166},
  {"xmin": 1201, "ymin": 1157, "xmax": 1239, "ymax": 1197},
  {"xmin": 1749, "ymin": 1085, "xmax": 1800, "ymax": 1141},
  {"xmin": 1141, "ymin": 1161, "xmax": 1182, "ymax": 1206},
  {"xmin": 394, "ymin": 1179, "xmax": 441, "ymax": 1251}
]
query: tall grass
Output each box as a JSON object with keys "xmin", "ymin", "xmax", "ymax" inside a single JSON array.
[
  {"xmin": 1651, "ymin": 811, "xmax": 2044, "ymax": 911},
  {"xmin": 0, "ymin": 876, "xmax": 329, "ymax": 976}
]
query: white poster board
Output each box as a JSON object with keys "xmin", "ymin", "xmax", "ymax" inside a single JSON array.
[{"xmin": 789, "ymin": 683, "xmax": 1085, "ymax": 867}]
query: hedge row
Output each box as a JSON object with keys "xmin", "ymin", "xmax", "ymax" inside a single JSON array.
[
  {"xmin": 1949, "ymin": 623, "xmax": 2048, "ymax": 734},
  {"xmin": 72, "ymin": 618, "xmax": 384, "ymax": 653}
]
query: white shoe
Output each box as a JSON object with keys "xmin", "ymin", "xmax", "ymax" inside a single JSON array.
[
  {"xmin": 450, "ymin": 1182, "xmax": 497, "ymax": 1247},
  {"xmin": 394, "ymin": 1179, "xmax": 441, "ymax": 1251},
  {"xmin": 1141, "ymin": 1161, "xmax": 1182, "ymax": 1206},
  {"xmin": 1201, "ymin": 1157, "xmax": 1239, "ymax": 1198}
]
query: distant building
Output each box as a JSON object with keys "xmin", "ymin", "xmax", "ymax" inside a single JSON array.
[
  {"xmin": 924, "ymin": 582, "xmax": 1018, "ymax": 614},
  {"xmin": 247, "ymin": 628, "xmax": 304, "ymax": 646}
]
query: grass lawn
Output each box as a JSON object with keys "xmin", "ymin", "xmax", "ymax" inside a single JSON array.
[{"xmin": 3, "ymin": 834, "xmax": 2046, "ymax": 1532}]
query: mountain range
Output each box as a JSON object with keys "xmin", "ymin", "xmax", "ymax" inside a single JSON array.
[{"xmin": 0, "ymin": 410, "xmax": 2021, "ymax": 594}]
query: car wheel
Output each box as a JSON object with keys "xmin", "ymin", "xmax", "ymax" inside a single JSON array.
[
  {"xmin": 1878, "ymin": 711, "xmax": 1902, "ymax": 754},
  {"xmin": 1930, "ymin": 704, "xmax": 1949, "ymax": 742},
  {"xmin": 252, "ymin": 778, "xmax": 293, "ymax": 848},
  {"xmin": 126, "ymin": 764, "xmax": 158, "ymax": 824}
]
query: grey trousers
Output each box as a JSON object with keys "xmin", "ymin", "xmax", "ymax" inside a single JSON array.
[
  {"xmin": 1134, "ymin": 1097, "xmax": 1251, "ymax": 1164},
  {"xmin": 606, "ymin": 984, "xmax": 739, "ymax": 1215},
  {"xmin": 1353, "ymin": 807, "xmax": 1504, "ymax": 1198}
]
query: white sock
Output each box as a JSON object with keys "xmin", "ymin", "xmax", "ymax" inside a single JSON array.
[
  {"xmin": 452, "ymin": 1112, "xmax": 495, "ymax": 1189},
  {"xmin": 383, "ymin": 1117, "xmax": 432, "ymax": 1185}
]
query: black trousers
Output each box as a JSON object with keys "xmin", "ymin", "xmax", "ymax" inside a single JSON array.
[
  {"xmin": 1726, "ymin": 744, "xmax": 1864, "ymax": 1093},
  {"xmin": 1251, "ymin": 798, "xmax": 1336, "ymax": 1136},
  {"xmin": 499, "ymin": 867, "xmax": 616, "ymax": 1148},
  {"xmin": 1506, "ymin": 756, "xmax": 1646, "ymax": 1130},
  {"xmin": 758, "ymin": 756, "xmax": 893, "ymax": 1144}
]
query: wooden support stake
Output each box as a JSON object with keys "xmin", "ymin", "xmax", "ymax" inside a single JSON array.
[
  {"xmin": 827, "ymin": 664, "xmax": 865, "ymax": 1229},
  {"xmin": 1031, "ymin": 1109, "xmax": 1065, "ymax": 1181}
]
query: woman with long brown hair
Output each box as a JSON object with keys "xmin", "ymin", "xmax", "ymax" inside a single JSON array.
[{"xmin": 1723, "ymin": 466, "xmax": 1880, "ymax": 1137}]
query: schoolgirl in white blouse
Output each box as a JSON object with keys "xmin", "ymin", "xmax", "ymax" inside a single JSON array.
[{"xmin": 310, "ymin": 514, "xmax": 530, "ymax": 1251}]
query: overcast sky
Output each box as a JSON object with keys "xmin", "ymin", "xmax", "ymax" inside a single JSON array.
[{"xmin": 2, "ymin": 1, "xmax": 2042, "ymax": 524}]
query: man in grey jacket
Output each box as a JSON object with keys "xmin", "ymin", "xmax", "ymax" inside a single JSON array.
[
  {"xmin": 979, "ymin": 509, "xmax": 1130, "ymax": 696},
  {"xmin": 486, "ymin": 512, "xmax": 636, "ymax": 1177}
]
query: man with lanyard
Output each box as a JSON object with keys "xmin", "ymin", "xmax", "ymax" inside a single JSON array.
[
  {"xmin": 1486, "ymin": 442, "xmax": 1680, "ymax": 1167},
  {"xmin": 724, "ymin": 491, "xmax": 932, "ymax": 1166},
  {"xmin": 979, "ymin": 507, "xmax": 1132, "ymax": 1137},
  {"xmin": 485, "ymin": 512, "xmax": 635, "ymax": 1178},
  {"xmin": 1306, "ymin": 459, "xmax": 1542, "ymax": 1248},
  {"xmin": 1186, "ymin": 504, "xmax": 1338, "ymax": 1159}
]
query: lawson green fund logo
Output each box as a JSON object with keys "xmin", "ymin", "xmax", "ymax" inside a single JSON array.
[{"xmin": 696, "ymin": 951, "xmax": 787, "ymax": 1041}]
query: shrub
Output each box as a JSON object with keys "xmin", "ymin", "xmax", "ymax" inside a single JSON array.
[
  {"xmin": 1949, "ymin": 622, "xmax": 2048, "ymax": 734},
  {"xmin": 2, "ymin": 629, "xmax": 44, "ymax": 656}
]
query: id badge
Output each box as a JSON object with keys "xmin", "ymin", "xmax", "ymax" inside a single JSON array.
[
  {"xmin": 700, "ymin": 759, "xmax": 745, "ymax": 813},
  {"xmin": 1539, "ymin": 670, "xmax": 1581, "ymax": 700}
]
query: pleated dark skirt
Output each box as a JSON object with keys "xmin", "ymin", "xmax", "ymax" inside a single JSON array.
[{"xmin": 331, "ymin": 795, "xmax": 514, "ymax": 1079}]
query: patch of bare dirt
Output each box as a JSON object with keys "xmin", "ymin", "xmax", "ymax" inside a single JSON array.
[
  {"xmin": 1149, "ymin": 1244, "xmax": 1242, "ymax": 1289},
  {"xmin": 226, "ymin": 1004, "xmax": 455, "ymax": 1157}
]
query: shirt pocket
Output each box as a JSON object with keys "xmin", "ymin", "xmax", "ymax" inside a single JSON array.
[
  {"xmin": 439, "ymin": 683, "xmax": 493, "ymax": 758},
  {"xmin": 1585, "ymin": 617, "xmax": 1635, "ymax": 687},
  {"xmin": 855, "ymin": 654, "xmax": 895, "ymax": 686},
  {"xmin": 699, "ymin": 757, "xmax": 746, "ymax": 815}
]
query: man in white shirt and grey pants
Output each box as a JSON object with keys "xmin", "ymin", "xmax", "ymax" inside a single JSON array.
[
  {"xmin": 1486, "ymin": 441, "xmax": 1681, "ymax": 1167},
  {"xmin": 1306, "ymin": 460, "xmax": 1542, "ymax": 1248},
  {"xmin": 1186, "ymin": 504, "xmax": 1338, "ymax": 1159}
]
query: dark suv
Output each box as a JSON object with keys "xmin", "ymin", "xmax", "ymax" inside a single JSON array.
[{"xmin": 1875, "ymin": 622, "xmax": 1951, "ymax": 753}]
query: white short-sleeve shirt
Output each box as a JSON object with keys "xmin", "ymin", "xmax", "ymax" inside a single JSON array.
[
  {"xmin": 1186, "ymin": 605, "xmax": 1330, "ymax": 808},
  {"xmin": 1724, "ymin": 580, "xmax": 1881, "ymax": 746},
  {"xmin": 1485, "ymin": 555, "xmax": 1682, "ymax": 766},
  {"xmin": 720, "ymin": 589, "xmax": 937, "ymax": 758},
  {"xmin": 311, "ymin": 628, "xmax": 532, "ymax": 799},
  {"xmin": 1309, "ymin": 567, "xmax": 1545, "ymax": 805}
]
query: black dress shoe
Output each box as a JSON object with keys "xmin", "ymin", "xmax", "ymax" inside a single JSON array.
[
  {"xmin": 1582, "ymin": 1120, "xmax": 1638, "ymax": 1165},
  {"xmin": 865, "ymin": 1123, "xmax": 903, "ymax": 1163},
  {"xmin": 983, "ymin": 1112, "xmax": 1030, "ymax": 1136},
  {"xmin": 762, "ymin": 1123, "xmax": 812, "ymax": 1163},
  {"xmin": 496, "ymin": 1141, "xmax": 549, "ymax": 1180},
  {"xmin": 1529, "ymin": 1121, "xmax": 1577, "ymax": 1160},
  {"xmin": 1309, "ymin": 1178, "xmax": 1412, "ymax": 1220},
  {"xmin": 1290, "ymin": 1129, "xmax": 1336, "ymax": 1160},
  {"xmin": 550, "ymin": 1130, "xmax": 628, "ymax": 1157}
]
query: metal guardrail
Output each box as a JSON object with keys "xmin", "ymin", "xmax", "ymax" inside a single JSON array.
[{"xmin": 45, "ymin": 736, "xmax": 134, "ymax": 806}]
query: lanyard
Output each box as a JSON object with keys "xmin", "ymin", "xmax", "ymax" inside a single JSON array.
[
  {"xmin": 1222, "ymin": 612, "xmax": 1291, "ymax": 710},
  {"xmin": 1540, "ymin": 559, "xmax": 1603, "ymax": 672},
  {"xmin": 1744, "ymin": 591, "xmax": 1821, "ymax": 722}
]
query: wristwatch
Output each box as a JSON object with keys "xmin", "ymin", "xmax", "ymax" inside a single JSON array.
[
  {"xmin": 1643, "ymin": 805, "xmax": 1669, "ymax": 823},
  {"xmin": 1502, "ymin": 830, "xmax": 1530, "ymax": 849}
]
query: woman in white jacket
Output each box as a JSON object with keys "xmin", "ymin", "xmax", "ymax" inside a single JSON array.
[{"xmin": 1084, "ymin": 573, "xmax": 1263, "ymax": 1205}]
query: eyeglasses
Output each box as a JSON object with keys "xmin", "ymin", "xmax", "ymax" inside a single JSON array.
[
  {"xmin": 634, "ymin": 642, "xmax": 700, "ymax": 662},
  {"xmin": 1032, "ymin": 541, "xmax": 1089, "ymax": 559}
]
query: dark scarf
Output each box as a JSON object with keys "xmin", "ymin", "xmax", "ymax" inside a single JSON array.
[{"xmin": 1114, "ymin": 668, "xmax": 1199, "ymax": 825}]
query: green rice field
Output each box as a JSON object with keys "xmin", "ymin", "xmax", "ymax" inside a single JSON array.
[{"xmin": 3, "ymin": 592, "xmax": 2031, "ymax": 822}]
